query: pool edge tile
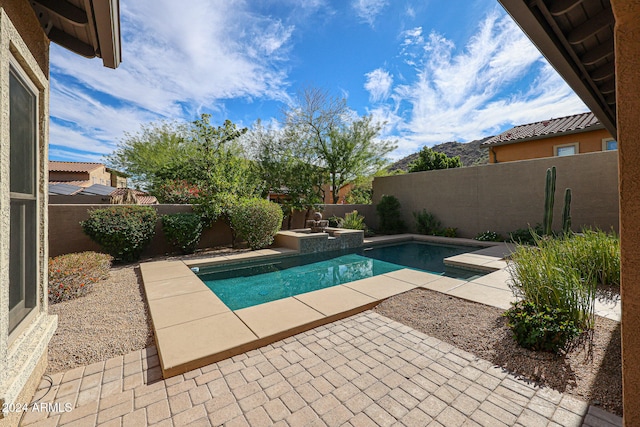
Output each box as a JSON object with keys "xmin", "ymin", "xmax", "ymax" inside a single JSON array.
[
  {"xmin": 293, "ymin": 285, "xmax": 378, "ymax": 317},
  {"xmin": 342, "ymin": 275, "xmax": 418, "ymax": 299}
]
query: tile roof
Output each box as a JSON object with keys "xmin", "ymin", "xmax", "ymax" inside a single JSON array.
[
  {"xmin": 49, "ymin": 161, "xmax": 104, "ymax": 173},
  {"xmin": 483, "ymin": 112, "xmax": 603, "ymax": 146}
]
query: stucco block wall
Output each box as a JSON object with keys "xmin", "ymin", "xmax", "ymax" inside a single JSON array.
[
  {"xmin": 0, "ymin": 1, "xmax": 47, "ymax": 75},
  {"xmin": 373, "ymin": 151, "xmax": 618, "ymax": 238},
  {"xmin": 489, "ymin": 128, "xmax": 614, "ymax": 163},
  {"xmin": 48, "ymin": 205, "xmax": 234, "ymax": 258}
]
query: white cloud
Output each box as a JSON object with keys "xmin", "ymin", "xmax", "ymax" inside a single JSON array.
[
  {"xmin": 49, "ymin": 0, "xmax": 296, "ymax": 160},
  {"xmin": 352, "ymin": 0, "xmax": 388, "ymax": 26},
  {"xmin": 364, "ymin": 68, "xmax": 393, "ymax": 102},
  {"xmin": 370, "ymin": 10, "xmax": 587, "ymax": 157}
]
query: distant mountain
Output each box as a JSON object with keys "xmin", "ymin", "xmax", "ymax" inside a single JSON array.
[{"xmin": 388, "ymin": 136, "xmax": 493, "ymax": 172}]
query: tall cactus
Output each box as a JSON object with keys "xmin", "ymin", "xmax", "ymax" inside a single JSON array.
[
  {"xmin": 562, "ymin": 188, "xmax": 572, "ymax": 234},
  {"xmin": 543, "ymin": 166, "xmax": 556, "ymax": 236}
]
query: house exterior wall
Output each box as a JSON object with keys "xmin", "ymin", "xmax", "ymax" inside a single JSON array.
[
  {"xmin": 373, "ymin": 150, "xmax": 618, "ymax": 238},
  {"xmin": 611, "ymin": 1, "xmax": 640, "ymax": 425},
  {"xmin": 50, "ymin": 165, "xmax": 114, "ymax": 187},
  {"xmin": 488, "ymin": 128, "xmax": 614, "ymax": 163},
  {"xmin": 0, "ymin": 5, "xmax": 57, "ymax": 426}
]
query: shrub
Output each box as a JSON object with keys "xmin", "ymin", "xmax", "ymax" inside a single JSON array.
[
  {"xmin": 339, "ymin": 210, "xmax": 367, "ymax": 230},
  {"xmin": 508, "ymin": 224, "xmax": 543, "ymax": 245},
  {"xmin": 504, "ymin": 301, "xmax": 583, "ymax": 353},
  {"xmin": 81, "ymin": 206, "xmax": 158, "ymax": 262},
  {"xmin": 508, "ymin": 233, "xmax": 599, "ymax": 336},
  {"xmin": 568, "ymin": 229, "xmax": 620, "ymax": 287},
  {"xmin": 376, "ymin": 195, "xmax": 407, "ymax": 234},
  {"xmin": 475, "ymin": 230, "xmax": 503, "ymax": 242},
  {"xmin": 48, "ymin": 252, "xmax": 112, "ymax": 304},
  {"xmin": 327, "ymin": 215, "xmax": 341, "ymax": 228},
  {"xmin": 229, "ymin": 198, "xmax": 284, "ymax": 250},
  {"xmin": 441, "ymin": 227, "xmax": 458, "ymax": 238},
  {"xmin": 161, "ymin": 213, "xmax": 203, "ymax": 254},
  {"xmin": 413, "ymin": 210, "xmax": 441, "ymax": 235}
]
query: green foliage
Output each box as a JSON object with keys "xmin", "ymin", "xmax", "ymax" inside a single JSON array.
[
  {"xmin": 81, "ymin": 206, "xmax": 157, "ymax": 262},
  {"xmin": 508, "ymin": 224, "xmax": 543, "ymax": 245},
  {"xmin": 327, "ymin": 216, "xmax": 341, "ymax": 228},
  {"xmin": 161, "ymin": 213, "xmax": 203, "ymax": 254},
  {"xmin": 508, "ymin": 233, "xmax": 601, "ymax": 335},
  {"xmin": 105, "ymin": 120, "xmax": 192, "ymax": 189},
  {"xmin": 562, "ymin": 188, "xmax": 572, "ymax": 234},
  {"xmin": 376, "ymin": 195, "xmax": 407, "ymax": 234},
  {"xmin": 229, "ymin": 198, "xmax": 284, "ymax": 250},
  {"xmin": 543, "ymin": 166, "xmax": 557, "ymax": 236},
  {"xmin": 338, "ymin": 210, "xmax": 367, "ymax": 230},
  {"xmin": 569, "ymin": 229, "xmax": 620, "ymax": 287},
  {"xmin": 155, "ymin": 179, "xmax": 201, "ymax": 204},
  {"xmin": 413, "ymin": 210, "xmax": 442, "ymax": 235},
  {"xmin": 48, "ymin": 252, "xmax": 113, "ymax": 303},
  {"xmin": 344, "ymin": 185, "xmax": 372, "ymax": 204},
  {"xmin": 442, "ymin": 227, "xmax": 458, "ymax": 238},
  {"xmin": 248, "ymin": 120, "xmax": 325, "ymax": 228},
  {"xmin": 504, "ymin": 301, "xmax": 583, "ymax": 353},
  {"xmin": 475, "ymin": 230, "xmax": 503, "ymax": 242},
  {"xmin": 408, "ymin": 147, "xmax": 462, "ymax": 172},
  {"xmin": 283, "ymin": 87, "xmax": 396, "ymax": 204}
]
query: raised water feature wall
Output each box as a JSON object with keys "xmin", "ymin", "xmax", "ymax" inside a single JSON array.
[{"xmin": 274, "ymin": 228, "xmax": 364, "ymax": 254}]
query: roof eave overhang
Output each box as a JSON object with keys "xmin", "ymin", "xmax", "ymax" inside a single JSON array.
[
  {"xmin": 484, "ymin": 123, "xmax": 607, "ymax": 147},
  {"xmin": 87, "ymin": 0, "xmax": 121, "ymax": 69},
  {"xmin": 30, "ymin": 0, "xmax": 121, "ymax": 69},
  {"xmin": 498, "ymin": 0, "xmax": 617, "ymax": 138}
]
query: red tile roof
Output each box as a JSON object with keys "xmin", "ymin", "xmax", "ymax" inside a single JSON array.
[
  {"xmin": 483, "ymin": 112, "xmax": 603, "ymax": 146},
  {"xmin": 49, "ymin": 161, "xmax": 104, "ymax": 173}
]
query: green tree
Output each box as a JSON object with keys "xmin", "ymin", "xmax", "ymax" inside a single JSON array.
[
  {"xmin": 284, "ymin": 87, "xmax": 396, "ymax": 204},
  {"xmin": 247, "ymin": 121, "xmax": 326, "ymax": 229},
  {"xmin": 408, "ymin": 147, "xmax": 462, "ymax": 172},
  {"xmin": 104, "ymin": 121, "xmax": 191, "ymax": 190}
]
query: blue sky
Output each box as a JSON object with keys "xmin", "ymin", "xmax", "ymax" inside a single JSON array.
[{"xmin": 48, "ymin": 0, "xmax": 588, "ymax": 163}]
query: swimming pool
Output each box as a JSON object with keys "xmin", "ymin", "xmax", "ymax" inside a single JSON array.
[{"xmin": 197, "ymin": 242, "xmax": 482, "ymax": 310}]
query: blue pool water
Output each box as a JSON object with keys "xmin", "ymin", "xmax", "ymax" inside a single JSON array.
[{"xmin": 197, "ymin": 242, "xmax": 481, "ymax": 310}]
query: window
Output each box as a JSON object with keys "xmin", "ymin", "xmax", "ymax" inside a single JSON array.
[
  {"xmin": 603, "ymin": 138, "xmax": 618, "ymax": 151},
  {"xmin": 8, "ymin": 63, "xmax": 38, "ymax": 334},
  {"xmin": 554, "ymin": 143, "xmax": 578, "ymax": 157}
]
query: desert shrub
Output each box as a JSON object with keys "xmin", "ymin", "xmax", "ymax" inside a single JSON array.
[
  {"xmin": 229, "ymin": 198, "xmax": 284, "ymax": 250},
  {"xmin": 338, "ymin": 210, "xmax": 367, "ymax": 230},
  {"xmin": 48, "ymin": 252, "xmax": 112, "ymax": 304},
  {"xmin": 508, "ymin": 224, "xmax": 543, "ymax": 245},
  {"xmin": 475, "ymin": 230, "xmax": 503, "ymax": 242},
  {"xmin": 376, "ymin": 195, "xmax": 407, "ymax": 234},
  {"xmin": 413, "ymin": 210, "xmax": 441, "ymax": 235},
  {"xmin": 441, "ymin": 227, "xmax": 458, "ymax": 238},
  {"xmin": 161, "ymin": 212, "xmax": 203, "ymax": 254},
  {"xmin": 567, "ymin": 229, "xmax": 620, "ymax": 287},
  {"xmin": 81, "ymin": 206, "xmax": 158, "ymax": 262},
  {"xmin": 504, "ymin": 301, "xmax": 583, "ymax": 353},
  {"xmin": 327, "ymin": 215, "xmax": 341, "ymax": 228}
]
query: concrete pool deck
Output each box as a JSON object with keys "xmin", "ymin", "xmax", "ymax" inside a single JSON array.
[{"xmin": 139, "ymin": 236, "xmax": 621, "ymax": 379}]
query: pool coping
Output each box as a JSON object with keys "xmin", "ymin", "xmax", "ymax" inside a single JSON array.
[{"xmin": 140, "ymin": 235, "xmax": 512, "ymax": 378}]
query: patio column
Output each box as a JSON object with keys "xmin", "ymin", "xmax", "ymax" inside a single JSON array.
[{"xmin": 611, "ymin": 1, "xmax": 640, "ymax": 425}]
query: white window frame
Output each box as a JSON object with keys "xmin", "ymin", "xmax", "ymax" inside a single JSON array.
[
  {"xmin": 602, "ymin": 138, "xmax": 618, "ymax": 151},
  {"xmin": 554, "ymin": 142, "xmax": 579, "ymax": 157}
]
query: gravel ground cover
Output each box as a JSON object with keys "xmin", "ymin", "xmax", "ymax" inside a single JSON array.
[{"xmin": 47, "ymin": 251, "xmax": 622, "ymax": 417}]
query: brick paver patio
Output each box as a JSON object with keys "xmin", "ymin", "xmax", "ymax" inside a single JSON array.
[{"xmin": 20, "ymin": 311, "xmax": 621, "ymax": 427}]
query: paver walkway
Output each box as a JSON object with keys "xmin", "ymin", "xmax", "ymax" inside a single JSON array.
[{"xmin": 21, "ymin": 311, "xmax": 621, "ymax": 427}]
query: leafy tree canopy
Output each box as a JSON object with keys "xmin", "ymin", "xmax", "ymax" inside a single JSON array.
[{"xmin": 408, "ymin": 147, "xmax": 462, "ymax": 172}]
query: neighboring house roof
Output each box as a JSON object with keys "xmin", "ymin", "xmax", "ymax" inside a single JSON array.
[
  {"xmin": 498, "ymin": 0, "xmax": 616, "ymax": 137},
  {"xmin": 49, "ymin": 184, "xmax": 158, "ymax": 204},
  {"xmin": 49, "ymin": 161, "xmax": 104, "ymax": 174},
  {"xmin": 483, "ymin": 112, "xmax": 604, "ymax": 147},
  {"xmin": 29, "ymin": 0, "xmax": 121, "ymax": 68}
]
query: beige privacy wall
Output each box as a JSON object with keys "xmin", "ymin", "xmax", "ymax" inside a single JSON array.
[{"xmin": 373, "ymin": 151, "xmax": 619, "ymax": 238}]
